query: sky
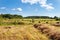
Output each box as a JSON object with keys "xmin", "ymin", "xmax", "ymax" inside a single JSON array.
[{"xmin": 0, "ymin": 0, "xmax": 60, "ymax": 17}]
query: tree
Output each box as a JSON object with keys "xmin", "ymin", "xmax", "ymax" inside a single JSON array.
[
  {"xmin": 54, "ymin": 16, "xmax": 58, "ymax": 19},
  {"xmin": 54, "ymin": 16, "xmax": 60, "ymax": 21},
  {"xmin": 0, "ymin": 14, "xmax": 23, "ymax": 19}
]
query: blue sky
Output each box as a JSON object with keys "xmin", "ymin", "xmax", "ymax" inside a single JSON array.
[{"xmin": 0, "ymin": 0, "xmax": 60, "ymax": 17}]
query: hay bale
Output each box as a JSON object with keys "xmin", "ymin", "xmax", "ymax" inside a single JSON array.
[
  {"xmin": 52, "ymin": 22, "xmax": 60, "ymax": 27},
  {"xmin": 33, "ymin": 24, "xmax": 41, "ymax": 28},
  {"xmin": 33, "ymin": 24, "xmax": 60, "ymax": 40},
  {"xmin": 4, "ymin": 26, "xmax": 11, "ymax": 29}
]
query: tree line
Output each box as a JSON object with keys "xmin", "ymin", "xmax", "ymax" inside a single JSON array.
[
  {"xmin": 0, "ymin": 14, "xmax": 60, "ymax": 21},
  {"xmin": 0, "ymin": 14, "xmax": 23, "ymax": 19}
]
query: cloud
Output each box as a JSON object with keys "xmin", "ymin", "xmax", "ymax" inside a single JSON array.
[
  {"xmin": 41, "ymin": 3, "xmax": 54, "ymax": 10},
  {"xmin": 17, "ymin": 8, "xmax": 22, "ymax": 11},
  {"xmin": 12, "ymin": 8, "xmax": 22, "ymax": 12},
  {"xmin": 21, "ymin": 0, "xmax": 39, "ymax": 5},
  {"xmin": 21, "ymin": 0, "xmax": 54, "ymax": 10},
  {"xmin": 0, "ymin": 7, "xmax": 6, "ymax": 9}
]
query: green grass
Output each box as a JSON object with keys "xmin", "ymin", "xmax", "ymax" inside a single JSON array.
[{"xmin": 0, "ymin": 18, "xmax": 57, "ymax": 25}]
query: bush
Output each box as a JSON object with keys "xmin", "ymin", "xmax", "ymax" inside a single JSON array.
[
  {"xmin": 12, "ymin": 21, "xmax": 25, "ymax": 25},
  {"xmin": 17, "ymin": 22, "xmax": 25, "ymax": 25},
  {"xmin": 46, "ymin": 22, "xmax": 48, "ymax": 24},
  {"xmin": 38, "ymin": 21, "xmax": 40, "ymax": 23}
]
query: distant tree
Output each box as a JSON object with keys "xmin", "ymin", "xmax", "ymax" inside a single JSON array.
[
  {"xmin": 24, "ymin": 16, "xmax": 52, "ymax": 19},
  {"xmin": 54, "ymin": 16, "xmax": 60, "ymax": 21},
  {"xmin": 13, "ymin": 14, "xmax": 23, "ymax": 18},
  {"xmin": 1, "ymin": 14, "xmax": 12, "ymax": 19},
  {"xmin": 0, "ymin": 14, "xmax": 23, "ymax": 19},
  {"xmin": 54, "ymin": 16, "xmax": 58, "ymax": 19}
]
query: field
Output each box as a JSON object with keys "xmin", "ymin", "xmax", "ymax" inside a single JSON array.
[{"xmin": 0, "ymin": 18, "xmax": 60, "ymax": 40}]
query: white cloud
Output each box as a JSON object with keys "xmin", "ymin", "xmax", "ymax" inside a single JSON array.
[
  {"xmin": 41, "ymin": 4, "xmax": 54, "ymax": 10},
  {"xmin": 22, "ymin": 0, "xmax": 39, "ymax": 5},
  {"xmin": 17, "ymin": 8, "xmax": 22, "ymax": 11},
  {"xmin": 0, "ymin": 7, "xmax": 6, "ymax": 9},
  {"xmin": 12, "ymin": 8, "xmax": 22, "ymax": 12},
  {"xmin": 21, "ymin": 0, "xmax": 54, "ymax": 10}
]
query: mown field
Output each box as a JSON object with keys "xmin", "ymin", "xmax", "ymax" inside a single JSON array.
[
  {"xmin": 0, "ymin": 18, "xmax": 60, "ymax": 40},
  {"xmin": 0, "ymin": 18, "xmax": 57, "ymax": 25}
]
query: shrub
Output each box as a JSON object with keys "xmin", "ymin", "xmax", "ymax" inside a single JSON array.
[
  {"xmin": 17, "ymin": 22, "xmax": 25, "ymax": 25},
  {"xmin": 12, "ymin": 21, "xmax": 25, "ymax": 25},
  {"xmin": 38, "ymin": 21, "xmax": 40, "ymax": 23},
  {"xmin": 46, "ymin": 22, "xmax": 48, "ymax": 24}
]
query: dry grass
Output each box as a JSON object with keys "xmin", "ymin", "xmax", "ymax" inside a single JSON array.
[
  {"xmin": 33, "ymin": 23, "xmax": 60, "ymax": 40},
  {"xmin": 0, "ymin": 25, "xmax": 49, "ymax": 40},
  {"xmin": 0, "ymin": 19, "xmax": 60, "ymax": 40}
]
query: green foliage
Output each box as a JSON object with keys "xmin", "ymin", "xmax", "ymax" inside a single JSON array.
[
  {"xmin": 54, "ymin": 16, "xmax": 58, "ymax": 19},
  {"xmin": 12, "ymin": 21, "xmax": 25, "ymax": 25},
  {"xmin": 0, "ymin": 14, "xmax": 23, "ymax": 19},
  {"xmin": 24, "ymin": 16, "xmax": 53, "ymax": 19},
  {"xmin": 0, "ymin": 14, "xmax": 60, "ymax": 20},
  {"xmin": 54, "ymin": 16, "xmax": 60, "ymax": 21}
]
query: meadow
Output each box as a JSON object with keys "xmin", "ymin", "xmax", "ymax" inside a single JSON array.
[
  {"xmin": 0, "ymin": 14, "xmax": 60, "ymax": 40},
  {"xmin": 0, "ymin": 18, "xmax": 60, "ymax": 40}
]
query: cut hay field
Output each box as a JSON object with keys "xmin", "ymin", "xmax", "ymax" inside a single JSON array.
[
  {"xmin": 0, "ymin": 25, "xmax": 49, "ymax": 40},
  {"xmin": 0, "ymin": 18, "xmax": 60, "ymax": 40}
]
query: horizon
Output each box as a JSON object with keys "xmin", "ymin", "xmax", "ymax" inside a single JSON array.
[
  {"xmin": 0, "ymin": 13, "xmax": 59, "ymax": 18},
  {"xmin": 0, "ymin": 0, "xmax": 60, "ymax": 17}
]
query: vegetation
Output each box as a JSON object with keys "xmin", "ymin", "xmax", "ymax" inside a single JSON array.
[
  {"xmin": 0, "ymin": 14, "xmax": 60, "ymax": 40},
  {"xmin": 0, "ymin": 14, "xmax": 60, "ymax": 19},
  {"xmin": 0, "ymin": 14, "xmax": 23, "ymax": 19}
]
